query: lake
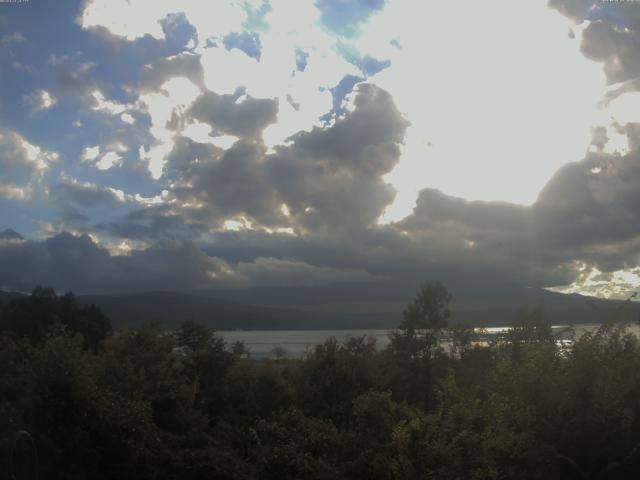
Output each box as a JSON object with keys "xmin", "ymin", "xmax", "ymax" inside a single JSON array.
[{"xmin": 218, "ymin": 323, "xmax": 640, "ymax": 359}]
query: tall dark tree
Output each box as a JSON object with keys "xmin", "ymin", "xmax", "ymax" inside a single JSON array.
[
  {"xmin": 388, "ymin": 282, "xmax": 452, "ymax": 406},
  {"xmin": 391, "ymin": 282, "xmax": 451, "ymax": 360}
]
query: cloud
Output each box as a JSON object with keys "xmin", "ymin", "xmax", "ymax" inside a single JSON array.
[
  {"xmin": 94, "ymin": 151, "xmax": 123, "ymax": 170},
  {"xmin": 80, "ymin": 145, "xmax": 101, "ymax": 162},
  {"xmin": 0, "ymin": 232, "xmax": 116, "ymax": 293},
  {"xmin": 547, "ymin": 0, "xmax": 596, "ymax": 23},
  {"xmin": 80, "ymin": 145, "xmax": 125, "ymax": 171},
  {"xmin": 0, "ymin": 231, "xmax": 377, "ymax": 293},
  {"xmin": 533, "ymin": 150, "xmax": 640, "ymax": 264},
  {"xmin": 49, "ymin": 176, "xmax": 124, "ymax": 223},
  {"xmin": 90, "ymin": 90, "xmax": 130, "ymax": 115},
  {"xmin": 169, "ymin": 139, "xmax": 285, "ymax": 228},
  {"xmin": 5, "ymin": 145, "xmax": 640, "ymax": 298},
  {"xmin": 550, "ymin": 266, "xmax": 640, "ymax": 300},
  {"xmin": 4, "ymin": 0, "xmax": 640, "ymax": 302},
  {"xmin": 396, "ymin": 146, "xmax": 640, "ymax": 286},
  {"xmin": 358, "ymin": 0, "xmax": 606, "ymax": 220},
  {"xmin": 0, "ymin": 31, "xmax": 26, "ymax": 46},
  {"xmin": 550, "ymin": 0, "xmax": 640, "ymax": 85},
  {"xmin": 121, "ymin": 113, "xmax": 136, "ymax": 124},
  {"xmin": 49, "ymin": 53, "xmax": 98, "ymax": 100},
  {"xmin": 138, "ymin": 52, "xmax": 205, "ymax": 92},
  {"xmin": 0, "ymin": 232, "xmax": 227, "ymax": 294},
  {"xmin": 236, "ymin": 256, "xmax": 375, "ymax": 287},
  {"xmin": 80, "ymin": 0, "xmax": 170, "ymax": 41},
  {"xmin": 268, "ymin": 84, "xmax": 408, "ymax": 231},
  {"xmin": 156, "ymin": 83, "xmax": 408, "ymax": 234},
  {"xmin": 137, "ymin": 77, "xmax": 202, "ymax": 179},
  {"xmin": 23, "ymin": 89, "xmax": 57, "ymax": 112},
  {"xmin": 80, "ymin": 0, "xmax": 246, "ymax": 42},
  {"xmin": 189, "ymin": 90, "xmax": 278, "ymax": 139},
  {"xmin": 0, "ymin": 129, "xmax": 57, "ymax": 199},
  {"xmin": 98, "ymin": 203, "xmax": 211, "ymax": 242},
  {"xmin": 581, "ymin": 19, "xmax": 640, "ymax": 84}
]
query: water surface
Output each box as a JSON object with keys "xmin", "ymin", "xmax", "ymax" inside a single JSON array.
[{"xmin": 219, "ymin": 323, "xmax": 640, "ymax": 359}]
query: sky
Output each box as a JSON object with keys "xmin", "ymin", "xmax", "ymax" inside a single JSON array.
[{"xmin": 1, "ymin": 0, "xmax": 640, "ymax": 300}]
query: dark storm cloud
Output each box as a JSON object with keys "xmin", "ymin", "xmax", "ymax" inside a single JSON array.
[
  {"xmin": 162, "ymin": 83, "xmax": 408, "ymax": 233},
  {"xmin": 0, "ymin": 232, "xmax": 115, "ymax": 293},
  {"xmin": 534, "ymin": 150, "xmax": 640, "ymax": 266},
  {"xmin": 48, "ymin": 52, "xmax": 99, "ymax": 101},
  {"xmin": 5, "ymin": 146, "xmax": 640, "ymax": 293},
  {"xmin": 0, "ymin": 232, "xmax": 375, "ymax": 293},
  {"xmin": 236, "ymin": 257, "xmax": 374, "ymax": 287},
  {"xmin": 288, "ymin": 84, "xmax": 406, "ymax": 176},
  {"xmin": 51, "ymin": 179, "xmax": 121, "ymax": 209},
  {"xmin": 165, "ymin": 135, "xmax": 219, "ymax": 172},
  {"xmin": 624, "ymin": 122, "xmax": 640, "ymax": 152},
  {"xmin": 397, "ymin": 147, "xmax": 640, "ymax": 285},
  {"xmin": 270, "ymin": 84, "xmax": 408, "ymax": 231},
  {"xmin": 112, "ymin": 239, "xmax": 232, "ymax": 291},
  {"xmin": 0, "ymin": 232, "xmax": 220, "ymax": 293},
  {"xmin": 197, "ymin": 225, "xmax": 441, "ymax": 286},
  {"xmin": 90, "ymin": 83, "xmax": 411, "ymax": 287},
  {"xmin": 550, "ymin": 0, "xmax": 640, "ymax": 84},
  {"xmin": 396, "ymin": 190, "xmax": 550, "ymax": 285},
  {"xmin": 98, "ymin": 204, "xmax": 211, "ymax": 242},
  {"xmin": 581, "ymin": 19, "xmax": 640, "ymax": 84},
  {"xmin": 48, "ymin": 178, "xmax": 123, "ymax": 223},
  {"xmin": 170, "ymin": 139, "xmax": 285, "ymax": 228},
  {"xmin": 188, "ymin": 90, "xmax": 278, "ymax": 138},
  {"xmin": 139, "ymin": 52, "xmax": 205, "ymax": 92}
]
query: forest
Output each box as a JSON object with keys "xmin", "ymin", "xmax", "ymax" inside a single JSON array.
[{"xmin": 2, "ymin": 284, "xmax": 640, "ymax": 479}]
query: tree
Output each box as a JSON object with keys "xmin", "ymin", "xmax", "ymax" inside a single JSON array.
[
  {"xmin": 503, "ymin": 306, "xmax": 553, "ymax": 350},
  {"xmin": 175, "ymin": 320, "xmax": 236, "ymax": 415},
  {"xmin": 388, "ymin": 282, "xmax": 452, "ymax": 406},
  {"xmin": 176, "ymin": 320, "xmax": 215, "ymax": 352},
  {"xmin": 450, "ymin": 323, "xmax": 476, "ymax": 359},
  {"xmin": 0, "ymin": 287, "xmax": 111, "ymax": 349},
  {"xmin": 391, "ymin": 282, "xmax": 452, "ymax": 361}
]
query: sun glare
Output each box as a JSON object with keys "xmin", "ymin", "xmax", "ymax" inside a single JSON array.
[{"xmin": 371, "ymin": 0, "xmax": 607, "ymax": 222}]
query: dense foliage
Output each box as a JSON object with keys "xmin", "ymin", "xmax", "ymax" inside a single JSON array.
[{"xmin": 2, "ymin": 284, "xmax": 640, "ymax": 479}]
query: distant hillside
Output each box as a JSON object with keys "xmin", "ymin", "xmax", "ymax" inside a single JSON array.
[
  {"xmin": 0, "ymin": 228, "xmax": 23, "ymax": 240},
  {"xmin": 3, "ymin": 285, "xmax": 639, "ymax": 330},
  {"xmin": 0, "ymin": 290, "xmax": 28, "ymax": 302},
  {"xmin": 77, "ymin": 292, "xmax": 394, "ymax": 330},
  {"xmin": 205, "ymin": 281, "xmax": 640, "ymax": 328}
]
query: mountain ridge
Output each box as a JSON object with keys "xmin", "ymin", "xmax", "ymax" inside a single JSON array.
[{"xmin": 2, "ymin": 285, "xmax": 639, "ymax": 330}]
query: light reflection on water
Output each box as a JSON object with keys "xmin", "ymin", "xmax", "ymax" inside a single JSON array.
[{"xmin": 218, "ymin": 323, "xmax": 640, "ymax": 359}]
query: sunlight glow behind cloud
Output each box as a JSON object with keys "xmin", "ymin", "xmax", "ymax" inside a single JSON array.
[{"xmin": 370, "ymin": 0, "xmax": 607, "ymax": 221}]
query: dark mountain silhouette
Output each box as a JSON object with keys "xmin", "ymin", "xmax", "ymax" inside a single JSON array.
[
  {"xmin": 77, "ymin": 291, "xmax": 394, "ymax": 330},
  {"xmin": 0, "ymin": 290, "xmax": 28, "ymax": 302},
  {"xmin": 205, "ymin": 281, "xmax": 640, "ymax": 328},
  {"xmin": 3, "ymin": 283, "xmax": 638, "ymax": 330},
  {"xmin": 0, "ymin": 228, "xmax": 23, "ymax": 240}
]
